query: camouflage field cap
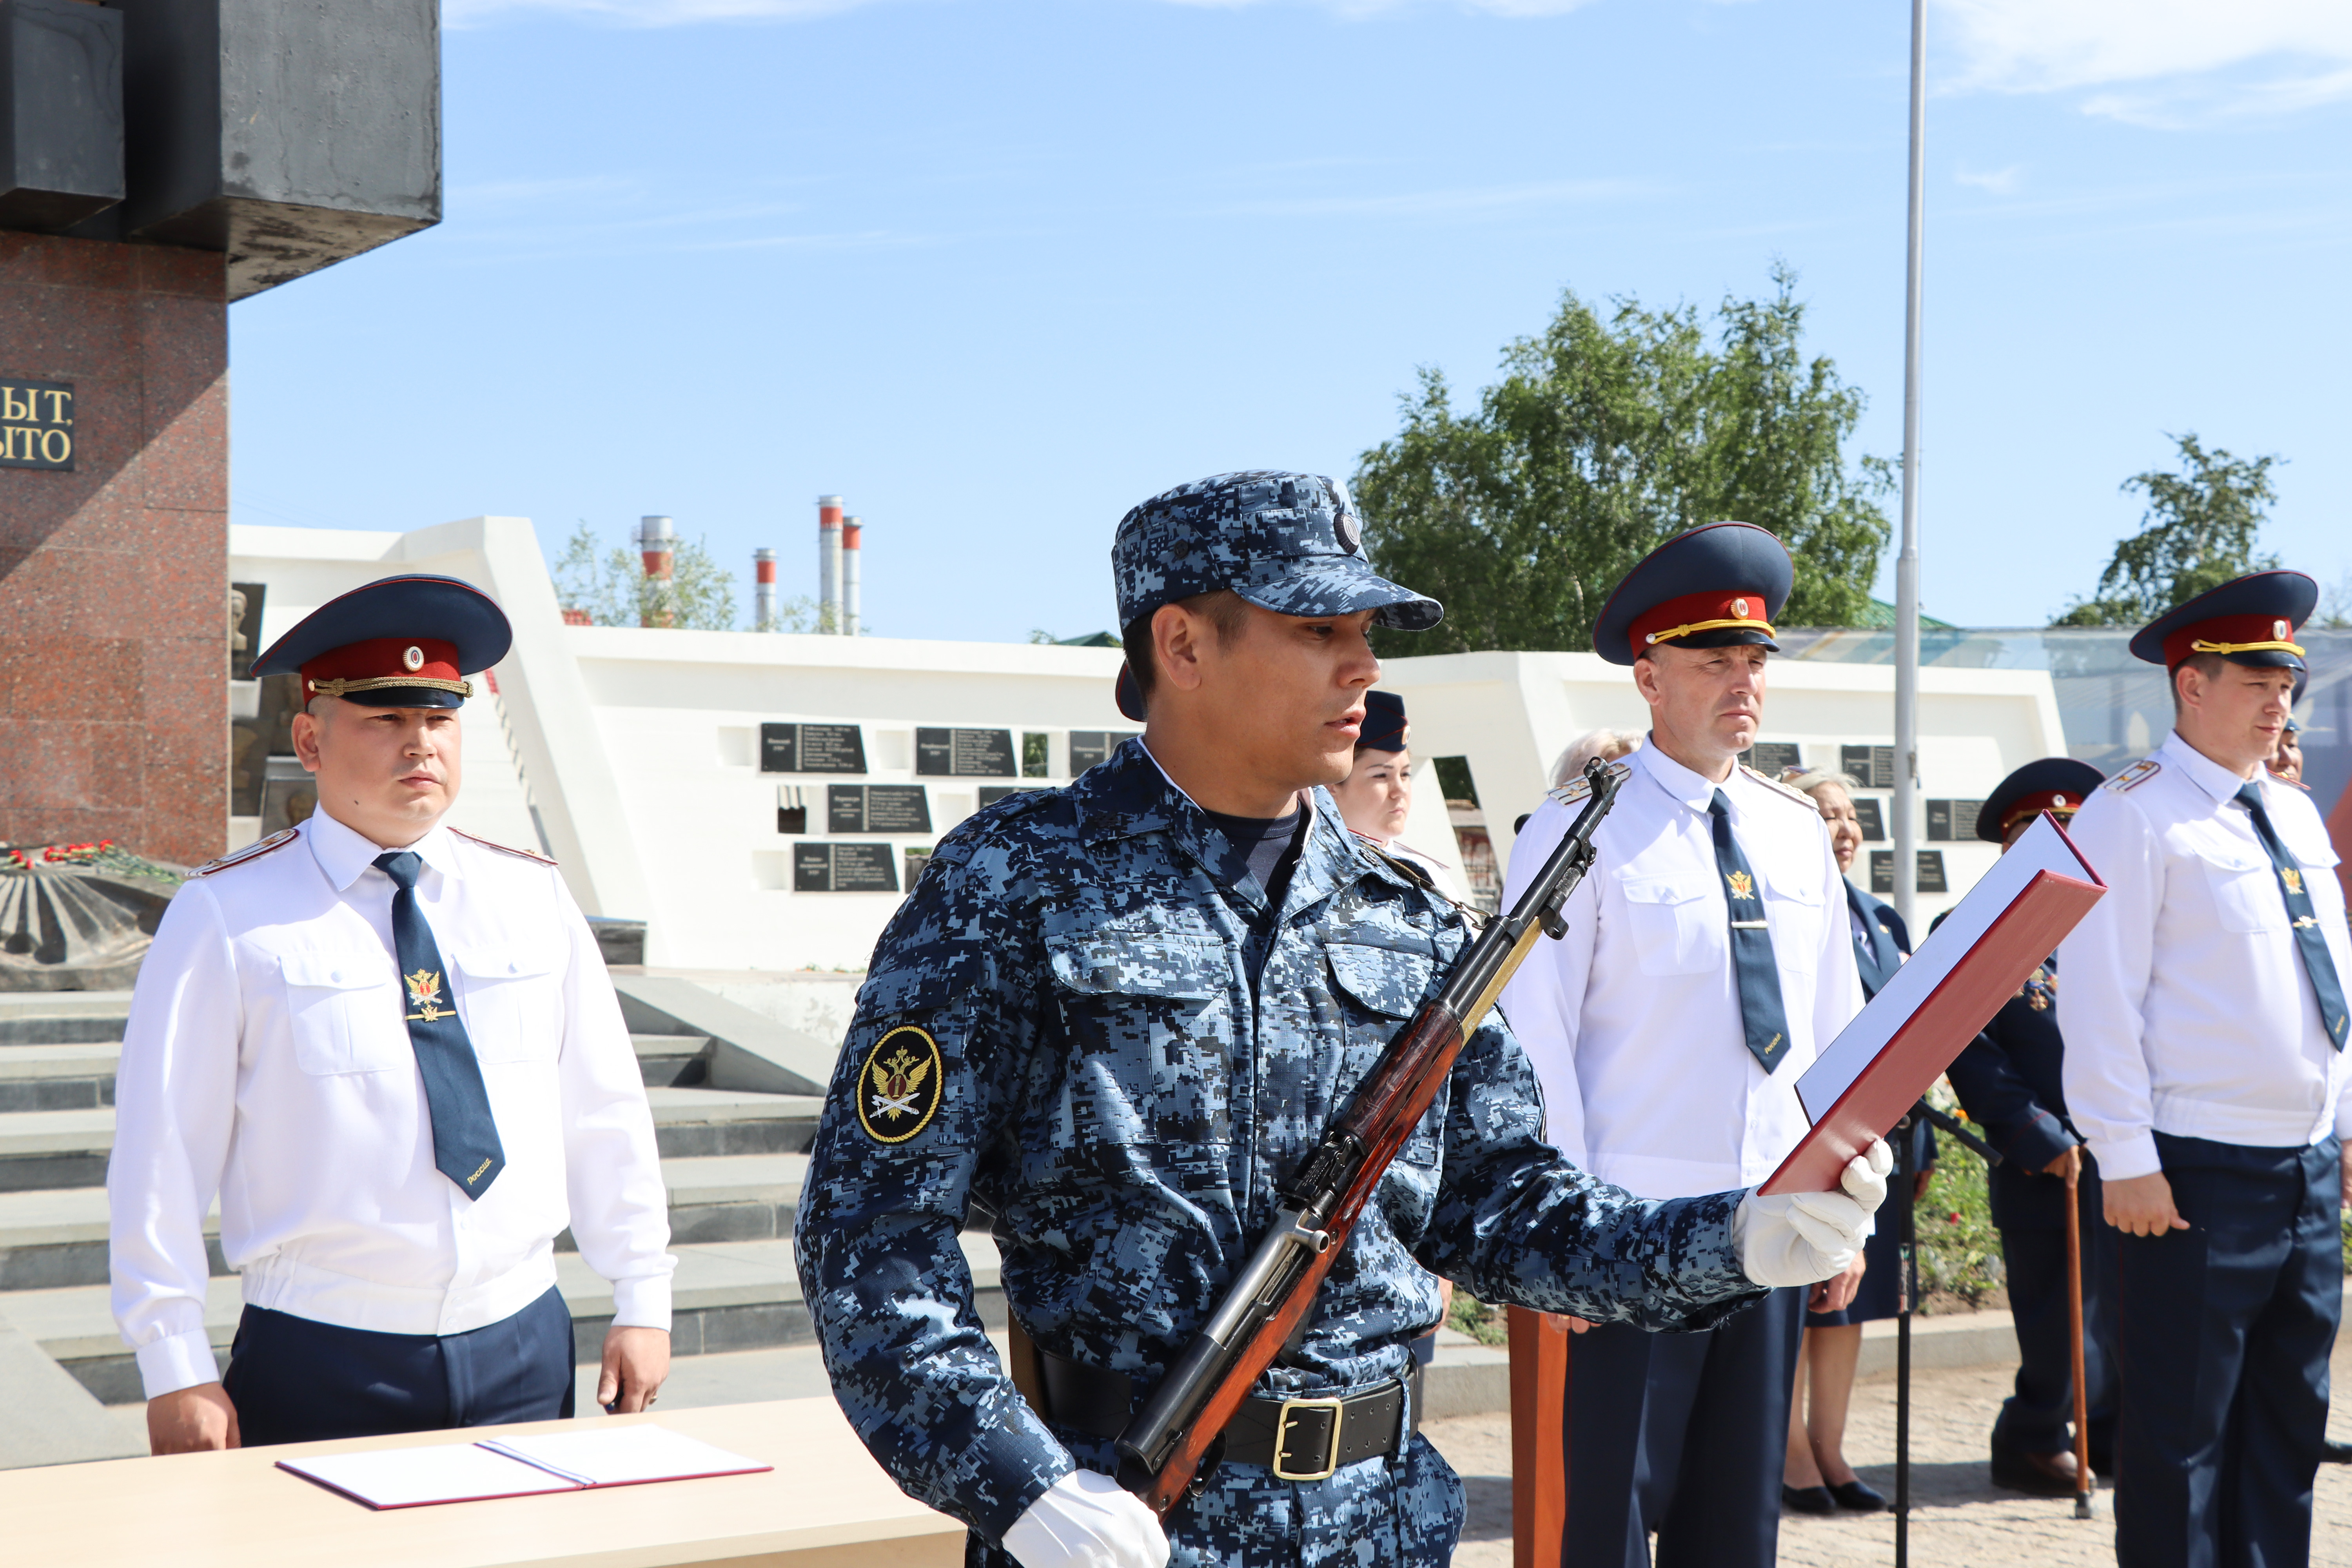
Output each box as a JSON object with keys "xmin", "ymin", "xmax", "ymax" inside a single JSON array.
[{"xmin": 1111, "ymin": 471, "xmax": 1443, "ymax": 634}]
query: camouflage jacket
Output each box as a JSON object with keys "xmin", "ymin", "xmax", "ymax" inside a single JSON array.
[{"xmin": 793, "ymin": 740, "xmax": 1762, "ymax": 1542}]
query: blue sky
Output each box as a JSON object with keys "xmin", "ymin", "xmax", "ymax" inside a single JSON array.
[{"xmin": 227, "ymin": 0, "xmax": 2352, "ymax": 642}]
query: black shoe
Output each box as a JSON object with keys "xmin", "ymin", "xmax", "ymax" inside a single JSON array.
[
  {"xmin": 1828, "ymin": 1479, "xmax": 1887, "ymax": 1512},
  {"xmin": 2323, "ymin": 1440, "xmax": 2352, "ymax": 1465},
  {"xmin": 1991, "ymin": 1446, "xmax": 2082, "ymax": 1498},
  {"xmin": 1781, "ymin": 1484, "xmax": 1837, "ymax": 1515}
]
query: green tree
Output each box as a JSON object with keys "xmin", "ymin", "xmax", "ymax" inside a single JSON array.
[
  {"xmin": 552, "ymin": 522, "xmax": 742, "ymax": 630},
  {"xmin": 1351, "ymin": 265, "xmax": 1892, "ymax": 657},
  {"xmin": 2051, "ymin": 434, "xmax": 2281, "ymax": 626}
]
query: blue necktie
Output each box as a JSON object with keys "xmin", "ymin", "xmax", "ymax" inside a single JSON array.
[
  {"xmin": 374, "ymin": 852, "xmax": 508, "ymax": 1193},
  {"xmin": 2233, "ymin": 785, "xmax": 2350, "ymax": 1052},
  {"xmin": 1710, "ymin": 790, "xmax": 1793, "ymax": 1073}
]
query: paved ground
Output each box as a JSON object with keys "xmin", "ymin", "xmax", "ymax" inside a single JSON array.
[{"xmin": 1422, "ymin": 1362, "xmax": 2352, "ymax": 1567}]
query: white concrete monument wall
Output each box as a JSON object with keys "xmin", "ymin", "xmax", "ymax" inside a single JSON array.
[{"xmin": 231, "ymin": 518, "xmax": 2064, "ymax": 972}]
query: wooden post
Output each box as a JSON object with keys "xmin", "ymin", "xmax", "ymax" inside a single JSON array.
[{"xmin": 1508, "ymin": 1307, "xmax": 1569, "ymax": 1568}]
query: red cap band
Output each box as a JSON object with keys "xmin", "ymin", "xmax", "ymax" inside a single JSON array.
[
  {"xmin": 1626, "ymin": 588, "xmax": 1775, "ymax": 660},
  {"xmin": 2160, "ymin": 612, "xmax": 2304, "ymax": 668},
  {"xmin": 301, "ymin": 637, "xmax": 464, "ymax": 697}
]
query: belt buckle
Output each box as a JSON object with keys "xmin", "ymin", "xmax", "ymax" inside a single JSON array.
[{"xmin": 1271, "ymin": 1395, "xmax": 1347, "ymax": 1483}]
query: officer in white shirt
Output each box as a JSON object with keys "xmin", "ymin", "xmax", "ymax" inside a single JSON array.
[
  {"xmin": 1500, "ymin": 523, "xmax": 1864, "ymax": 1568},
  {"xmin": 111, "ymin": 575, "xmax": 676, "ymax": 1454},
  {"xmin": 2057, "ymin": 571, "xmax": 2351, "ymax": 1568}
]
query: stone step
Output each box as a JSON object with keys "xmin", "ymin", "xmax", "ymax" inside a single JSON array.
[
  {"xmin": 0, "ymin": 992, "xmax": 132, "ymax": 1047},
  {"xmin": 8, "ymin": 1232, "xmax": 1004, "ymax": 1406},
  {"xmin": 0, "ymin": 1043, "xmax": 118, "ymax": 1112},
  {"xmin": 632, "ymin": 1032, "xmax": 712, "ymax": 1089},
  {"xmin": 0, "ymin": 1153, "xmax": 808, "ymax": 1292},
  {"xmin": 0, "ymin": 1087, "xmax": 822, "ymax": 1191}
]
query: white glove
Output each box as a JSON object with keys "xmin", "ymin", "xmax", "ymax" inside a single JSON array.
[
  {"xmin": 1001, "ymin": 1468, "xmax": 1171, "ymax": 1568},
  {"xmin": 1733, "ymin": 1138, "xmax": 1894, "ymax": 1288}
]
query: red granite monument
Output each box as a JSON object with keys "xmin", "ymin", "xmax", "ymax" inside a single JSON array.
[{"xmin": 0, "ymin": 0, "xmax": 439, "ymax": 873}]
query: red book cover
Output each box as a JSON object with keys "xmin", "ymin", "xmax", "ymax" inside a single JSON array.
[{"xmin": 1756, "ymin": 813, "xmax": 2105, "ymax": 1196}]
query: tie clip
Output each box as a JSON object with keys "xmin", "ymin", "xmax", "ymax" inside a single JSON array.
[{"xmin": 1730, "ymin": 919, "xmax": 1769, "ymax": 929}]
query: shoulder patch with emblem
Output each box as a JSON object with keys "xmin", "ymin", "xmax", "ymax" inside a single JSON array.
[
  {"xmin": 2105, "ymin": 759, "xmax": 2161, "ymax": 793},
  {"xmin": 191, "ymin": 829, "xmax": 298, "ymax": 877},
  {"xmin": 855, "ymin": 1024, "xmax": 945, "ymax": 1145},
  {"xmin": 451, "ymin": 828, "xmax": 559, "ymax": 866},
  {"xmin": 1739, "ymin": 765, "xmax": 1818, "ymax": 809},
  {"xmin": 1547, "ymin": 759, "xmax": 1632, "ymax": 808}
]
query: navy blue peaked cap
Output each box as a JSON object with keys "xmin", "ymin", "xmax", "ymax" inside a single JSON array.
[
  {"xmin": 251, "ymin": 574, "xmax": 513, "ymax": 710},
  {"xmin": 2128, "ymin": 570, "xmax": 2316, "ymax": 672},
  {"xmin": 1978, "ymin": 757, "xmax": 2106, "ymax": 844},
  {"xmin": 1592, "ymin": 522, "xmax": 1793, "ymax": 667},
  {"xmin": 1359, "ymin": 690, "xmax": 1408, "ymax": 752}
]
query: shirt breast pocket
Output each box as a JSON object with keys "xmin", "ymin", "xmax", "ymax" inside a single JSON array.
[
  {"xmin": 1762, "ymin": 876, "xmax": 1824, "ymax": 973},
  {"xmin": 451, "ymin": 948, "xmax": 565, "ymax": 1064},
  {"xmin": 1617, "ymin": 876, "xmax": 1721, "ymax": 976},
  {"xmin": 1045, "ymin": 929, "xmax": 1230, "ymax": 1149},
  {"xmin": 2203, "ymin": 851, "xmax": 2287, "ymax": 935},
  {"xmin": 278, "ymin": 953, "xmax": 408, "ymax": 1076}
]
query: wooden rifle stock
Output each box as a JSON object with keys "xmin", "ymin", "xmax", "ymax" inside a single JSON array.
[{"xmin": 1116, "ymin": 759, "xmax": 1625, "ymax": 1518}]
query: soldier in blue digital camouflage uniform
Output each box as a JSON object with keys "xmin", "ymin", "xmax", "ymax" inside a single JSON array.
[{"xmin": 793, "ymin": 472, "xmax": 1893, "ymax": 1568}]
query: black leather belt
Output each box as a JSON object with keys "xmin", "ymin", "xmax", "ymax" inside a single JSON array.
[{"xmin": 1031, "ymin": 1343, "xmax": 1419, "ymax": 1483}]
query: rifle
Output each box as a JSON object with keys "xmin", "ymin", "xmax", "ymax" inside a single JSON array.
[{"xmin": 1114, "ymin": 757, "xmax": 1626, "ymax": 1517}]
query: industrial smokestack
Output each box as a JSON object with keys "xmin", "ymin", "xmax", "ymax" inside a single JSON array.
[
  {"xmin": 817, "ymin": 495, "xmax": 843, "ymax": 634},
  {"xmin": 637, "ymin": 515, "xmax": 677, "ymax": 628},
  {"xmin": 842, "ymin": 516, "xmax": 862, "ymax": 637},
  {"xmin": 753, "ymin": 546, "xmax": 778, "ymax": 631}
]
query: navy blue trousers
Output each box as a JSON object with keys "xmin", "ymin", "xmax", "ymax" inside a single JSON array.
[
  {"xmin": 222, "ymin": 1285, "xmax": 576, "ymax": 1448},
  {"xmin": 2114, "ymin": 1134, "xmax": 2341, "ymax": 1568},
  {"xmin": 1988, "ymin": 1158, "xmax": 2119, "ymax": 1464},
  {"xmin": 1561, "ymin": 1287, "xmax": 1802, "ymax": 1568}
]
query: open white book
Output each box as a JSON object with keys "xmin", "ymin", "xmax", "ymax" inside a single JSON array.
[
  {"xmin": 278, "ymin": 1424, "xmax": 771, "ymax": 1510},
  {"xmin": 1756, "ymin": 812, "xmax": 2105, "ymax": 1195}
]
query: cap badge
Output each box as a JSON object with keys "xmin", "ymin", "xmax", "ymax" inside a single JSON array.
[
  {"xmin": 2052, "ymin": 795, "xmax": 2068, "ymax": 809},
  {"xmin": 2274, "ymin": 619, "xmax": 2290, "ymax": 640},
  {"xmin": 1731, "ymin": 597, "xmax": 1750, "ymax": 619},
  {"xmin": 403, "ymin": 645, "xmax": 425, "ymax": 671}
]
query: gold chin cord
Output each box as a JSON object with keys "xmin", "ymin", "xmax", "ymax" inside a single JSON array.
[
  {"xmin": 2187, "ymin": 637, "xmax": 2304, "ymax": 658},
  {"xmin": 307, "ymin": 675, "xmax": 474, "ymax": 699},
  {"xmin": 1644, "ymin": 616, "xmax": 1777, "ymax": 646}
]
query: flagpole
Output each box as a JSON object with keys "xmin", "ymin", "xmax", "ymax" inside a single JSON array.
[{"xmin": 1893, "ymin": 0, "xmax": 1926, "ymax": 934}]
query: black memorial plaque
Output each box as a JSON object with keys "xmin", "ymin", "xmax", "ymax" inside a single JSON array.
[
  {"xmin": 916, "ymin": 727, "xmax": 1016, "ymax": 778},
  {"xmin": 791, "ymin": 842, "xmax": 903, "ymax": 893},
  {"xmin": 1853, "ymin": 797, "xmax": 1887, "ymax": 842},
  {"xmin": 1840, "ymin": 745, "xmax": 1897, "ymax": 789},
  {"xmin": 0, "ymin": 380, "xmax": 74, "ymax": 471},
  {"xmin": 776, "ymin": 786, "xmax": 809, "ymax": 835},
  {"xmin": 1069, "ymin": 730, "xmax": 1140, "ymax": 773},
  {"xmin": 1927, "ymin": 799, "xmax": 1985, "ymax": 842},
  {"xmin": 827, "ymin": 784, "xmax": 932, "ymax": 834},
  {"xmin": 1742, "ymin": 742, "xmax": 1802, "ymax": 777},
  {"xmin": 979, "ymin": 785, "xmax": 1044, "ymax": 807},
  {"xmin": 831, "ymin": 843, "xmax": 900, "ymax": 893},
  {"xmin": 760, "ymin": 722, "xmax": 868, "ymax": 774},
  {"xmin": 1870, "ymin": 849, "xmax": 1948, "ymax": 895}
]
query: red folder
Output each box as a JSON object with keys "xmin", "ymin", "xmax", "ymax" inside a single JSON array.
[{"xmin": 1755, "ymin": 812, "xmax": 2105, "ymax": 1196}]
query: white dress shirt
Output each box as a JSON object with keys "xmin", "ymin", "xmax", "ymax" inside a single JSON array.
[
  {"xmin": 1499, "ymin": 741, "xmax": 1864, "ymax": 1199},
  {"xmin": 2057, "ymin": 731, "xmax": 2352, "ymax": 1183},
  {"xmin": 109, "ymin": 810, "xmax": 676, "ymax": 1399}
]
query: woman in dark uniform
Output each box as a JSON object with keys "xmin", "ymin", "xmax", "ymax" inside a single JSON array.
[{"xmin": 1779, "ymin": 769, "xmax": 1933, "ymax": 1514}]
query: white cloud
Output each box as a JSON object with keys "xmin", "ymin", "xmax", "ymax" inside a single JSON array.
[
  {"xmin": 1936, "ymin": 0, "xmax": 2352, "ymax": 124},
  {"xmin": 1953, "ymin": 163, "xmax": 2020, "ymax": 194}
]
